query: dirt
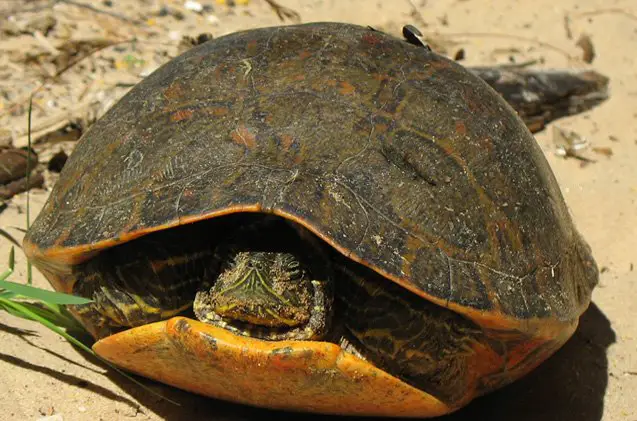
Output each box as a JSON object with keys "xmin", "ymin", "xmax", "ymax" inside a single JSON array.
[{"xmin": 1, "ymin": 0, "xmax": 636, "ymax": 420}]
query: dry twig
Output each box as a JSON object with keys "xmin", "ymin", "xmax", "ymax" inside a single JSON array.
[
  {"xmin": 574, "ymin": 8, "xmax": 637, "ymax": 23},
  {"xmin": 443, "ymin": 32, "xmax": 577, "ymax": 61},
  {"xmin": 57, "ymin": 0, "xmax": 144, "ymax": 25}
]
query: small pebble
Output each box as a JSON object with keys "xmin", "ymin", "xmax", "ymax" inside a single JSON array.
[{"xmin": 184, "ymin": 0, "xmax": 204, "ymax": 12}]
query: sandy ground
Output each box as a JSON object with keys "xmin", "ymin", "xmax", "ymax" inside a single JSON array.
[{"xmin": 1, "ymin": 0, "xmax": 636, "ymax": 420}]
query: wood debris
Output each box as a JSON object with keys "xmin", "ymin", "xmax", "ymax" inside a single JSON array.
[
  {"xmin": 0, "ymin": 148, "xmax": 44, "ymax": 200},
  {"xmin": 470, "ymin": 67, "xmax": 609, "ymax": 132},
  {"xmin": 576, "ymin": 34, "xmax": 596, "ymax": 63},
  {"xmin": 552, "ymin": 126, "xmax": 595, "ymax": 163}
]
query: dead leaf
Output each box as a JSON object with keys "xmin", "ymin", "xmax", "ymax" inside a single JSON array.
[
  {"xmin": 576, "ymin": 34, "xmax": 595, "ymax": 63},
  {"xmin": 592, "ymin": 146, "xmax": 613, "ymax": 157},
  {"xmin": 563, "ymin": 14, "xmax": 573, "ymax": 39},
  {"xmin": 553, "ymin": 126, "xmax": 595, "ymax": 163}
]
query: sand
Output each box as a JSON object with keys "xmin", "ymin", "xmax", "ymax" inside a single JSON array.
[{"xmin": 0, "ymin": 0, "xmax": 635, "ymax": 420}]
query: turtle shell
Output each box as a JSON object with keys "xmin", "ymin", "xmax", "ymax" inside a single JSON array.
[{"xmin": 23, "ymin": 22, "xmax": 597, "ymax": 416}]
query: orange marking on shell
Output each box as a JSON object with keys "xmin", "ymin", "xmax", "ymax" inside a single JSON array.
[
  {"xmin": 361, "ymin": 33, "xmax": 382, "ymax": 46},
  {"xmin": 486, "ymin": 221, "xmax": 501, "ymax": 254},
  {"xmin": 170, "ymin": 109, "xmax": 194, "ymax": 122},
  {"xmin": 206, "ymin": 107, "xmax": 229, "ymax": 116},
  {"xmin": 298, "ymin": 50, "xmax": 312, "ymax": 59},
  {"xmin": 326, "ymin": 79, "xmax": 337, "ymax": 87},
  {"xmin": 497, "ymin": 219, "xmax": 524, "ymax": 252},
  {"xmin": 231, "ymin": 125, "xmax": 256, "ymax": 149},
  {"xmin": 461, "ymin": 84, "xmax": 482, "ymax": 115},
  {"xmin": 479, "ymin": 136, "xmax": 495, "ymax": 153},
  {"xmin": 105, "ymin": 139, "xmax": 120, "ymax": 152},
  {"xmin": 246, "ymin": 39, "xmax": 258, "ymax": 54},
  {"xmin": 434, "ymin": 137, "xmax": 524, "ymax": 263},
  {"xmin": 163, "ymin": 81, "xmax": 185, "ymax": 101},
  {"xmin": 400, "ymin": 234, "xmax": 422, "ymax": 278},
  {"xmin": 339, "ymin": 81, "xmax": 356, "ymax": 95},
  {"xmin": 213, "ymin": 62, "xmax": 233, "ymax": 82},
  {"xmin": 455, "ymin": 121, "xmax": 467, "ymax": 136},
  {"xmin": 280, "ymin": 134, "xmax": 294, "ymax": 150},
  {"xmin": 372, "ymin": 73, "xmax": 391, "ymax": 82},
  {"xmin": 429, "ymin": 58, "xmax": 452, "ymax": 71},
  {"xmin": 293, "ymin": 152, "xmax": 304, "ymax": 165},
  {"xmin": 374, "ymin": 123, "xmax": 388, "ymax": 133},
  {"xmin": 505, "ymin": 337, "xmax": 548, "ymax": 370},
  {"xmin": 437, "ymin": 140, "xmax": 461, "ymax": 160},
  {"xmin": 117, "ymin": 192, "xmax": 147, "ymax": 239},
  {"xmin": 464, "ymin": 341, "xmax": 504, "ymax": 397},
  {"xmin": 471, "ymin": 341, "xmax": 504, "ymax": 374},
  {"xmin": 293, "ymin": 74, "xmax": 306, "ymax": 81},
  {"xmin": 93, "ymin": 318, "xmax": 450, "ymax": 417},
  {"xmin": 479, "ymin": 325, "xmax": 573, "ymax": 395},
  {"xmin": 476, "ymin": 264, "xmax": 504, "ymax": 314},
  {"xmin": 433, "ymin": 238, "xmax": 464, "ymax": 258},
  {"xmin": 52, "ymin": 225, "xmax": 72, "ymax": 249}
]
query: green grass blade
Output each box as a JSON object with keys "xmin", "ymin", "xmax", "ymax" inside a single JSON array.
[
  {"xmin": 0, "ymin": 298, "xmax": 77, "ymax": 329},
  {"xmin": 0, "ymin": 279, "xmax": 93, "ymax": 305},
  {"xmin": 38, "ymin": 300, "xmax": 67, "ymax": 316},
  {"xmin": 8, "ymin": 246, "xmax": 14, "ymax": 267},
  {"xmin": 2, "ymin": 298, "xmax": 92, "ymax": 350},
  {"xmin": 0, "ymin": 247, "xmax": 15, "ymax": 280},
  {"xmin": 0, "ymin": 299, "xmax": 30, "ymax": 318},
  {"xmin": 26, "ymin": 96, "xmax": 33, "ymax": 285},
  {"xmin": 0, "ymin": 290, "xmax": 18, "ymax": 299}
]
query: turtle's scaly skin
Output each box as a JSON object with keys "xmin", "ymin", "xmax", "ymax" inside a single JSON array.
[{"xmin": 23, "ymin": 23, "xmax": 597, "ymax": 416}]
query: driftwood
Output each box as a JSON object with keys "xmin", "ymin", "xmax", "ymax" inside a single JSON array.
[
  {"xmin": 0, "ymin": 148, "xmax": 38, "ymax": 185},
  {"xmin": 0, "ymin": 171, "xmax": 44, "ymax": 200},
  {"xmin": 469, "ymin": 66, "xmax": 609, "ymax": 133},
  {"xmin": 0, "ymin": 148, "xmax": 44, "ymax": 200}
]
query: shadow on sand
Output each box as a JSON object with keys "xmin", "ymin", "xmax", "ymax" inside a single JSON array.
[{"xmin": 93, "ymin": 301, "xmax": 613, "ymax": 421}]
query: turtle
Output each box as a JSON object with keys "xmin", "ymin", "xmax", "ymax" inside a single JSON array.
[{"xmin": 23, "ymin": 22, "xmax": 598, "ymax": 417}]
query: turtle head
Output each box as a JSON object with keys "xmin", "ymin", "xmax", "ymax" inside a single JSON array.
[
  {"xmin": 208, "ymin": 251, "xmax": 312, "ymax": 328},
  {"xmin": 192, "ymin": 216, "xmax": 333, "ymax": 340}
]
